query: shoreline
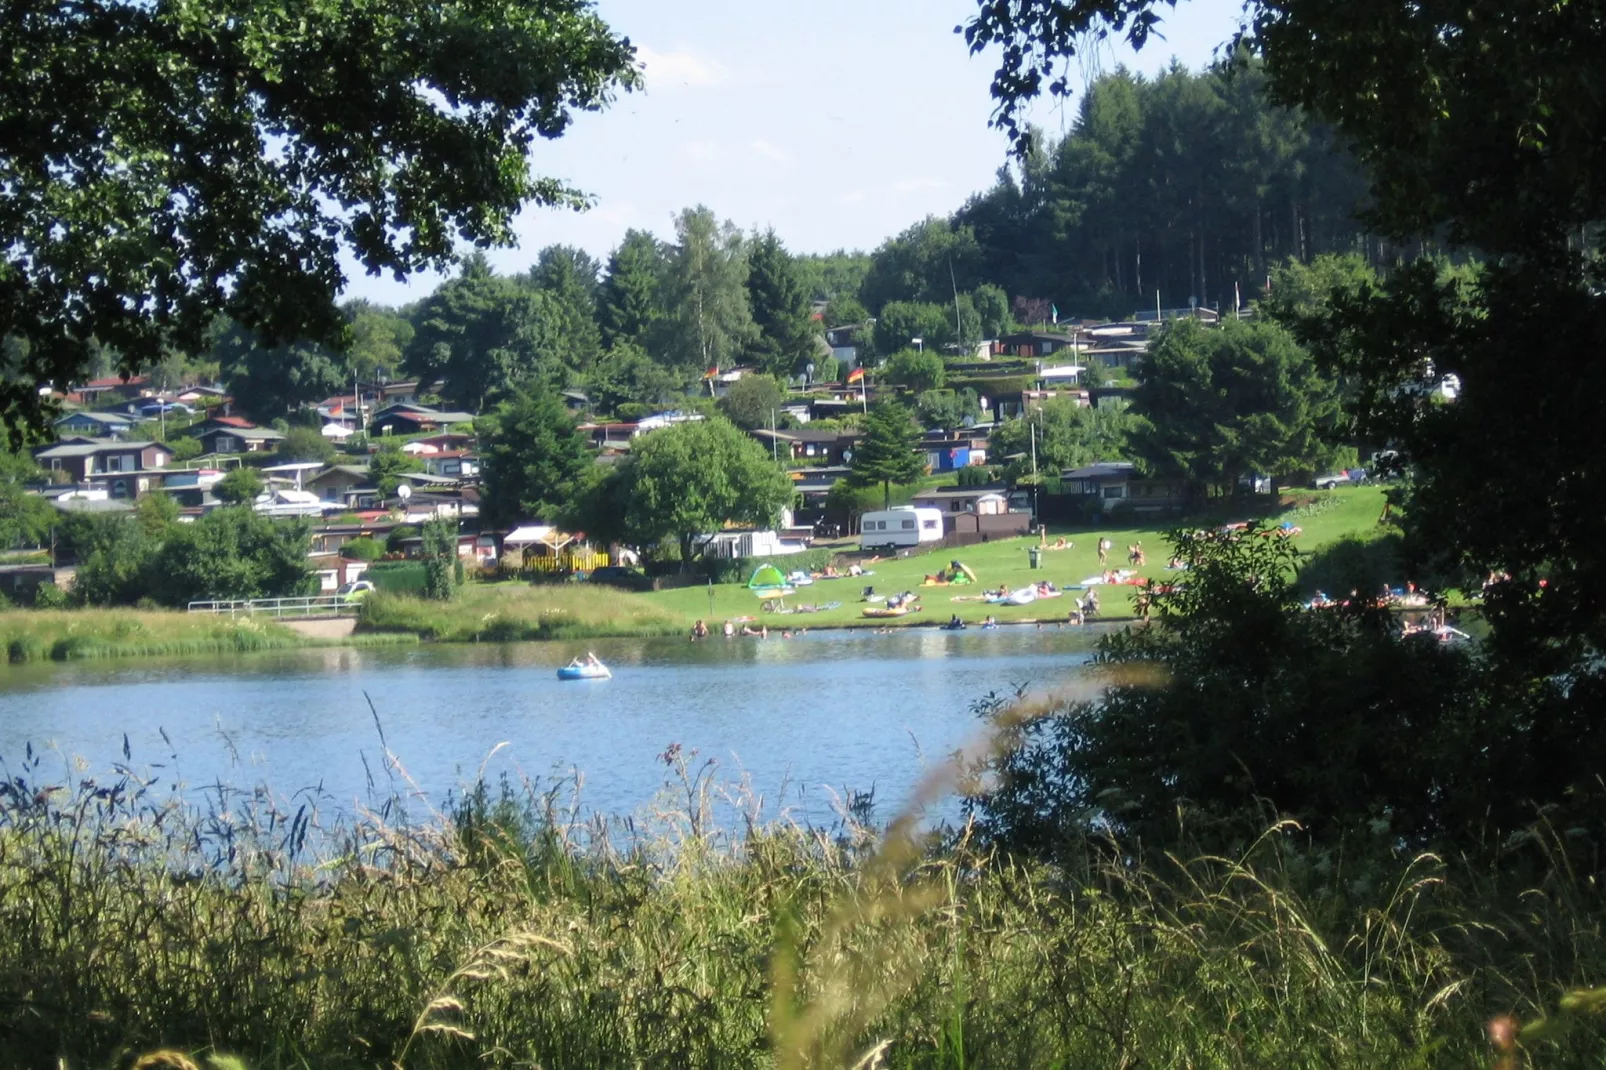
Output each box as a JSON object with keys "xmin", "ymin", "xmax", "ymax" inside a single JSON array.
[{"xmin": 1, "ymin": 604, "xmax": 1125, "ymax": 667}]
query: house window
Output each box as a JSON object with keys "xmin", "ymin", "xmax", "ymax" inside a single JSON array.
[
  {"xmin": 1102, "ymin": 485, "xmax": 1126, "ymax": 499},
  {"xmin": 150, "ymin": 453, "xmax": 166, "ymax": 468},
  {"xmin": 216, "ymin": 436, "xmax": 238, "ymax": 453}
]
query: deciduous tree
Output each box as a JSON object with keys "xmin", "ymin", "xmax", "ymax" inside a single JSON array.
[
  {"xmin": 660, "ymin": 207, "xmax": 756, "ymax": 373},
  {"xmin": 883, "ymin": 349, "xmax": 947, "ymax": 393},
  {"xmin": 608, "ymin": 418, "xmax": 793, "ymax": 568},
  {"xmin": 212, "ymin": 467, "xmax": 264, "ymax": 506},
  {"xmin": 1131, "ymin": 318, "xmax": 1340, "ymax": 496},
  {"xmin": 0, "ymin": 0, "xmax": 637, "ymax": 442},
  {"xmin": 717, "ymin": 375, "xmax": 787, "ymax": 432}
]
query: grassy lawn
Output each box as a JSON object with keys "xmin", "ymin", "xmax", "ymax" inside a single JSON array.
[{"xmin": 638, "ymin": 485, "xmax": 1391, "ymax": 630}]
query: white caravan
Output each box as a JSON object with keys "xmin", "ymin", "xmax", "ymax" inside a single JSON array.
[{"xmin": 858, "ymin": 506, "xmax": 944, "ymax": 551}]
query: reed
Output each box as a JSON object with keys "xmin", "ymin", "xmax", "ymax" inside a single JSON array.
[
  {"xmin": 0, "ymin": 608, "xmax": 416, "ymax": 663},
  {"xmin": 1, "ymin": 739, "xmax": 1602, "ymax": 1070},
  {"xmin": 358, "ymin": 584, "xmax": 685, "ymax": 642}
]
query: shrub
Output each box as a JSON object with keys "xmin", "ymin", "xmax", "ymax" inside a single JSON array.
[
  {"xmin": 386, "ymin": 525, "xmax": 419, "ymax": 554},
  {"xmin": 31, "ymin": 582, "xmax": 67, "ymax": 609},
  {"xmin": 340, "ymin": 537, "xmax": 382, "ymax": 562},
  {"xmin": 366, "ymin": 561, "xmax": 427, "ymax": 595},
  {"xmin": 1297, "ymin": 532, "xmax": 1405, "ymax": 598}
]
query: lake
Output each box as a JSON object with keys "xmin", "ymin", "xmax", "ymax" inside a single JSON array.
[{"xmin": 0, "ymin": 626, "xmax": 1105, "ymax": 828}]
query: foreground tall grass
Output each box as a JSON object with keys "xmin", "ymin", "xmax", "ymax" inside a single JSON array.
[
  {"xmin": 2, "ymin": 745, "xmax": 1604, "ymax": 1069},
  {"xmin": 359, "ymin": 583, "xmax": 685, "ymax": 642},
  {"xmin": 0, "ymin": 608, "xmax": 417, "ymax": 663}
]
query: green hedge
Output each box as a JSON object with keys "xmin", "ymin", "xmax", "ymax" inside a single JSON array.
[{"xmin": 366, "ymin": 561, "xmax": 427, "ymax": 595}]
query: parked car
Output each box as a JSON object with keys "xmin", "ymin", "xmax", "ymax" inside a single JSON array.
[
  {"xmin": 585, "ymin": 566, "xmax": 651, "ymax": 591},
  {"xmin": 139, "ymin": 401, "xmax": 193, "ymax": 417},
  {"xmin": 1312, "ymin": 472, "xmax": 1351, "ymax": 490},
  {"xmin": 336, "ymin": 580, "xmax": 376, "ymax": 602}
]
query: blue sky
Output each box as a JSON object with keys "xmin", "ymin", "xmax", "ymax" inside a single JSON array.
[{"xmin": 345, "ymin": 0, "xmax": 1246, "ymax": 305}]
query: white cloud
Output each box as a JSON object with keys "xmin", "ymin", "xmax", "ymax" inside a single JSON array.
[
  {"xmin": 748, "ymin": 139, "xmax": 791, "ymax": 165},
  {"xmin": 636, "ymin": 45, "xmax": 728, "ymax": 90},
  {"xmin": 892, "ymin": 176, "xmax": 946, "ymax": 195},
  {"xmin": 837, "ymin": 189, "xmax": 867, "ymax": 205},
  {"xmin": 679, "ymin": 140, "xmax": 718, "ymax": 163}
]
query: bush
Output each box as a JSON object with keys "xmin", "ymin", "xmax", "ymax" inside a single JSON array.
[
  {"xmin": 366, "ymin": 560, "xmax": 427, "ymax": 595},
  {"xmin": 386, "ymin": 525, "xmax": 419, "ymax": 554},
  {"xmin": 340, "ymin": 537, "xmax": 382, "ymax": 562},
  {"xmin": 31, "ymin": 582, "xmax": 67, "ymax": 609},
  {"xmin": 275, "ymin": 426, "xmax": 336, "ymax": 464},
  {"xmin": 1297, "ymin": 532, "xmax": 1405, "ymax": 598}
]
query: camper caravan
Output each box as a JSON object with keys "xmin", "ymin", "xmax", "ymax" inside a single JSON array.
[{"xmin": 859, "ymin": 506, "xmax": 944, "ymax": 551}]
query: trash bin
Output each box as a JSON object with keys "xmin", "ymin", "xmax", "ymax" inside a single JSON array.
[{"xmin": 1028, "ymin": 547, "xmax": 1042, "ymax": 570}]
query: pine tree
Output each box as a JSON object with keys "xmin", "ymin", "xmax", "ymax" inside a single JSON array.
[
  {"xmin": 745, "ymin": 230, "xmax": 820, "ymax": 378},
  {"xmin": 598, "ymin": 230, "xmax": 666, "ymax": 349},
  {"xmin": 848, "ymin": 401, "xmax": 926, "ymax": 509},
  {"xmin": 524, "ymin": 245, "xmax": 602, "ymax": 374}
]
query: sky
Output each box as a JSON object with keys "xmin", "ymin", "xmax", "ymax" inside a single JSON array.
[{"xmin": 344, "ymin": 0, "xmax": 1247, "ymax": 306}]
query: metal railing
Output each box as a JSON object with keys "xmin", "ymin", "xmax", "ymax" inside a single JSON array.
[{"xmin": 187, "ymin": 595, "xmax": 355, "ymax": 619}]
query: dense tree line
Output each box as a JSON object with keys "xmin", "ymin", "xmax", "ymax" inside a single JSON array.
[
  {"xmin": 194, "ymin": 207, "xmax": 833, "ymax": 423},
  {"xmin": 858, "ymin": 61, "xmax": 1373, "ymax": 326}
]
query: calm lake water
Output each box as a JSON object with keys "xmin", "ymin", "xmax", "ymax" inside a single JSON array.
[{"xmin": 0, "ymin": 627, "xmax": 1104, "ymax": 827}]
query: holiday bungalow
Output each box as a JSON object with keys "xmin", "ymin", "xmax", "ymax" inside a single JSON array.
[
  {"xmin": 749, "ymin": 428, "xmax": 862, "ymax": 464},
  {"xmin": 401, "ymin": 432, "xmax": 475, "ymax": 456},
  {"xmin": 370, "ymin": 404, "xmax": 476, "ymax": 436},
  {"xmin": 73, "ymin": 374, "xmax": 151, "ymax": 407},
  {"xmin": 53, "ymin": 411, "xmax": 137, "ymax": 437},
  {"xmin": 34, "ymin": 439, "xmax": 173, "ymax": 488},
  {"xmin": 422, "ymin": 451, "xmax": 480, "ymax": 479},
  {"xmin": 305, "ymin": 465, "xmax": 377, "ymax": 507},
  {"xmin": 919, "ymin": 430, "xmax": 990, "ymax": 471},
  {"xmin": 1060, "ymin": 461, "xmax": 1186, "ymax": 514},
  {"xmin": 911, "ymin": 484, "xmax": 1012, "ymax": 516},
  {"xmin": 193, "ymin": 422, "xmax": 285, "ymax": 454},
  {"xmin": 995, "ymin": 330, "xmax": 1077, "ymax": 360}
]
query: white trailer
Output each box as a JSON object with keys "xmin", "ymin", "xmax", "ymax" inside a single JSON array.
[{"xmin": 858, "ymin": 506, "xmax": 944, "ymax": 551}]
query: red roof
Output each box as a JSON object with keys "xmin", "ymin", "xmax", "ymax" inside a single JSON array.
[
  {"xmin": 82, "ymin": 374, "xmax": 149, "ymax": 389},
  {"xmin": 208, "ymin": 415, "xmax": 256, "ymax": 429}
]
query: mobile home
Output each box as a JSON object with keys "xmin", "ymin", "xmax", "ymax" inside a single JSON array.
[{"xmin": 858, "ymin": 506, "xmax": 944, "ymax": 551}]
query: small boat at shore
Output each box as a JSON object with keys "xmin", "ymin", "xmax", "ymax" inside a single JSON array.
[{"xmin": 557, "ymin": 655, "xmax": 611, "ymax": 680}]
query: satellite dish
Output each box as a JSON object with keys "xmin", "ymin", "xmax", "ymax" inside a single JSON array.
[{"xmin": 396, "ymin": 483, "xmax": 412, "ymax": 500}]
